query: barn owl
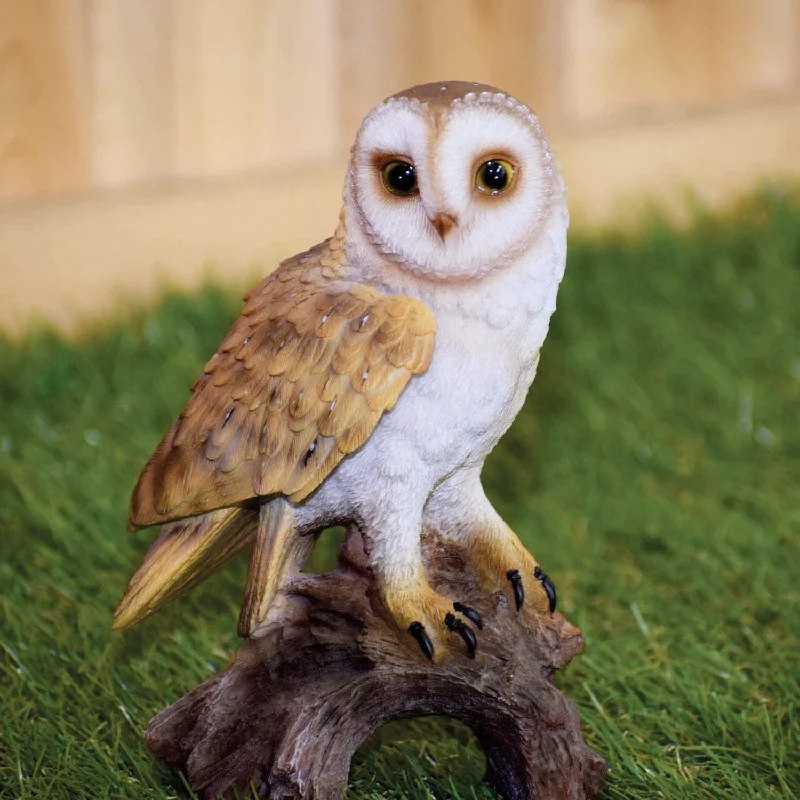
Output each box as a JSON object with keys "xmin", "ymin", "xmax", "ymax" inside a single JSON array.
[{"xmin": 114, "ymin": 81, "xmax": 567, "ymax": 663}]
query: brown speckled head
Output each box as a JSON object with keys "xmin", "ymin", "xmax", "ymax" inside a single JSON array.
[{"xmin": 389, "ymin": 80, "xmax": 503, "ymax": 107}]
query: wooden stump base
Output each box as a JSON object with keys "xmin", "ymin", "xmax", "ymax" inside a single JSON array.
[{"xmin": 146, "ymin": 529, "xmax": 607, "ymax": 799}]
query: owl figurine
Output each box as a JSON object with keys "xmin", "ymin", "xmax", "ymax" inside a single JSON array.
[{"xmin": 114, "ymin": 82, "xmax": 567, "ymax": 662}]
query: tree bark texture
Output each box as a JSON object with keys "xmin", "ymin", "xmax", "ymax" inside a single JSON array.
[{"xmin": 146, "ymin": 528, "xmax": 607, "ymax": 799}]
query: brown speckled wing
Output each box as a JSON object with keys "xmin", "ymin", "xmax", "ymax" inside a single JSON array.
[{"xmin": 129, "ymin": 246, "xmax": 436, "ymax": 528}]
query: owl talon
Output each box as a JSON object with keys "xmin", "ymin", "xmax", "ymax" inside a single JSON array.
[
  {"xmin": 408, "ymin": 621, "xmax": 435, "ymax": 660},
  {"xmin": 507, "ymin": 569, "xmax": 524, "ymax": 611},
  {"xmin": 453, "ymin": 602, "xmax": 483, "ymax": 630},
  {"xmin": 534, "ymin": 566, "xmax": 557, "ymax": 613},
  {"xmin": 445, "ymin": 613, "xmax": 477, "ymax": 658}
]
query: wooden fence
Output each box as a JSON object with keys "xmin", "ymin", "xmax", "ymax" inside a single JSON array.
[{"xmin": 1, "ymin": 0, "xmax": 799, "ymax": 331}]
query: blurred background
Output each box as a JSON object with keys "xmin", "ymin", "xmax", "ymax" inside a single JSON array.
[{"xmin": 2, "ymin": 0, "xmax": 800, "ymax": 332}]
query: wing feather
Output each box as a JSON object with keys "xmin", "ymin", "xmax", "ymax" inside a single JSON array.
[{"xmin": 129, "ymin": 254, "xmax": 436, "ymax": 528}]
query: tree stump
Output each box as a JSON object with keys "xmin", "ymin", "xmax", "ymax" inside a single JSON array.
[{"xmin": 146, "ymin": 527, "xmax": 607, "ymax": 799}]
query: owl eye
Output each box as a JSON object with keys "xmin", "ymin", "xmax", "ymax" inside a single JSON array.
[
  {"xmin": 381, "ymin": 160, "xmax": 418, "ymax": 196},
  {"xmin": 475, "ymin": 159, "xmax": 515, "ymax": 195}
]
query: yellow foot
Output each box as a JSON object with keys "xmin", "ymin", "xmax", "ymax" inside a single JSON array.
[
  {"xmin": 380, "ymin": 578, "xmax": 483, "ymax": 663},
  {"xmin": 466, "ymin": 533, "xmax": 557, "ymax": 616}
]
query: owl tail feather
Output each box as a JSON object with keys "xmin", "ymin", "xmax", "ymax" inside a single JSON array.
[
  {"xmin": 238, "ymin": 499, "xmax": 311, "ymax": 637},
  {"xmin": 112, "ymin": 506, "xmax": 257, "ymax": 630}
]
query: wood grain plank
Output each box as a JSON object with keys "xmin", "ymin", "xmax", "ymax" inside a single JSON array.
[
  {"xmin": 408, "ymin": 0, "xmax": 557, "ymax": 117},
  {"xmin": 86, "ymin": 0, "xmax": 173, "ymax": 187},
  {"xmin": 258, "ymin": 0, "xmax": 339, "ymax": 162},
  {"xmin": 337, "ymin": 0, "xmax": 412, "ymax": 144},
  {"xmin": 172, "ymin": 0, "xmax": 266, "ymax": 176},
  {"xmin": 171, "ymin": 0, "xmax": 339, "ymax": 177},
  {"xmin": 561, "ymin": 0, "xmax": 797, "ymax": 126},
  {"xmin": 337, "ymin": 0, "xmax": 560, "ymax": 148},
  {"xmin": 0, "ymin": 0, "xmax": 88, "ymax": 201},
  {"xmin": 706, "ymin": 0, "xmax": 798, "ymax": 100}
]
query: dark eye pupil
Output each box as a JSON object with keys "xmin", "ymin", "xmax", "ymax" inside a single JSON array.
[
  {"xmin": 386, "ymin": 162, "xmax": 416, "ymax": 193},
  {"xmin": 481, "ymin": 161, "xmax": 508, "ymax": 190}
]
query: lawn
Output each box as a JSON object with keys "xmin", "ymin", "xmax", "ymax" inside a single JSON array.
[{"xmin": 1, "ymin": 189, "xmax": 798, "ymax": 799}]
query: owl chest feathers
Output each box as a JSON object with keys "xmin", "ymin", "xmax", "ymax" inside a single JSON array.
[{"xmin": 369, "ymin": 240, "xmax": 565, "ymax": 480}]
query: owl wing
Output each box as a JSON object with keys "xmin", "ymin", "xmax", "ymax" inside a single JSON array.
[{"xmin": 128, "ymin": 253, "xmax": 437, "ymax": 529}]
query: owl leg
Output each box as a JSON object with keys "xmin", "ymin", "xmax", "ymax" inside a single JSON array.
[
  {"xmin": 362, "ymin": 497, "xmax": 482, "ymax": 663},
  {"xmin": 424, "ymin": 470, "xmax": 557, "ymax": 617}
]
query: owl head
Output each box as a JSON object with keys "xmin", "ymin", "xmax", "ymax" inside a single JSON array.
[{"xmin": 344, "ymin": 81, "xmax": 564, "ymax": 282}]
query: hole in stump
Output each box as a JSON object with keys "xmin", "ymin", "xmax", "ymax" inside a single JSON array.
[{"xmin": 350, "ymin": 717, "xmax": 487, "ymax": 798}]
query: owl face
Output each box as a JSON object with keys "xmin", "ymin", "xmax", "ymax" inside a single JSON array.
[{"xmin": 347, "ymin": 82, "xmax": 560, "ymax": 281}]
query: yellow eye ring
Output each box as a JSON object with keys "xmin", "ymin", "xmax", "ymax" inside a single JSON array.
[
  {"xmin": 381, "ymin": 160, "xmax": 418, "ymax": 196},
  {"xmin": 475, "ymin": 159, "xmax": 515, "ymax": 195}
]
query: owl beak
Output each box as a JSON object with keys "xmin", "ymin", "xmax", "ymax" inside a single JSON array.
[{"xmin": 430, "ymin": 212, "xmax": 458, "ymax": 241}]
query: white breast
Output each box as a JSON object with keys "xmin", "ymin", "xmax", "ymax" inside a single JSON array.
[{"xmin": 378, "ymin": 211, "xmax": 567, "ymax": 481}]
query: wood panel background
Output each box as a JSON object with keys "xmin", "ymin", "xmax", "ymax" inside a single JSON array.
[{"xmin": 1, "ymin": 0, "xmax": 799, "ymax": 331}]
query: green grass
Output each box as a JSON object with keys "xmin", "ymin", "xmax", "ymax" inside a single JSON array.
[{"xmin": 1, "ymin": 188, "xmax": 799, "ymax": 799}]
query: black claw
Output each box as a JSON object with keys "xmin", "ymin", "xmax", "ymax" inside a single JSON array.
[
  {"xmin": 445, "ymin": 612, "xmax": 477, "ymax": 658},
  {"xmin": 453, "ymin": 602, "xmax": 483, "ymax": 630},
  {"xmin": 534, "ymin": 566, "xmax": 557, "ymax": 613},
  {"xmin": 507, "ymin": 569, "xmax": 524, "ymax": 611},
  {"xmin": 408, "ymin": 621, "xmax": 434, "ymax": 660}
]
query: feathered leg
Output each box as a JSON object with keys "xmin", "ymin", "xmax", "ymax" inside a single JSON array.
[
  {"xmin": 424, "ymin": 469, "xmax": 556, "ymax": 617},
  {"xmin": 360, "ymin": 490, "xmax": 482, "ymax": 663}
]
